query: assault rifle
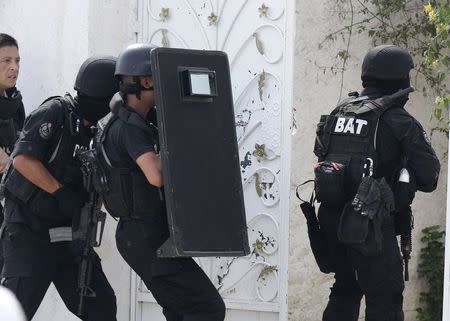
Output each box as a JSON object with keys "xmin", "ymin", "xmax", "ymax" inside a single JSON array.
[
  {"xmin": 399, "ymin": 206, "xmax": 413, "ymax": 281},
  {"xmin": 74, "ymin": 148, "xmax": 107, "ymax": 316},
  {"xmin": 395, "ymin": 162, "xmax": 415, "ymax": 282}
]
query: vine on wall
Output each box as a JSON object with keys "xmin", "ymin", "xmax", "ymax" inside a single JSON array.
[
  {"xmin": 320, "ymin": 0, "xmax": 449, "ymax": 128},
  {"xmin": 417, "ymin": 226, "xmax": 445, "ymax": 321},
  {"xmin": 424, "ymin": 2, "xmax": 450, "ymax": 123}
]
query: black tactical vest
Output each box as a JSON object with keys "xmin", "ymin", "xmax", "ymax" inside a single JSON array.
[
  {"xmin": 313, "ymin": 94, "xmax": 386, "ymax": 205},
  {"xmin": 2, "ymin": 94, "xmax": 89, "ymax": 224},
  {"xmin": 0, "ymin": 88, "xmax": 25, "ymax": 155},
  {"xmin": 95, "ymin": 99, "xmax": 163, "ymax": 218}
]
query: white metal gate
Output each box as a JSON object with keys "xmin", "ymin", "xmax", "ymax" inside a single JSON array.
[{"xmin": 133, "ymin": 1, "xmax": 295, "ymax": 320}]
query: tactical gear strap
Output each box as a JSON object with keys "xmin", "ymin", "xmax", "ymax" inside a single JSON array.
[
  {"xmin": 119, "ymin": 76, "xmax": 154, "ymax": 100},
  {"xmin": 295, "ymin": 179, "xmax": 315, "ymax": 205},
  {"xmin": 63, "ymin": 93, "xmax": 82, "ymax": 136},
  {"xmin": 354, "ymin": 87, "xmax": 414, "ymax": 115}
]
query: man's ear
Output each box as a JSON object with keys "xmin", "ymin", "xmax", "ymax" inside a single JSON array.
[{"xmin": 141, "ymin": 76, "xmax": 154, "ymax": 89}]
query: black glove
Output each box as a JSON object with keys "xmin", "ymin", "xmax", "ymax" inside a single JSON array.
[{"xmin": 52, "ymin": 186, "xmax": 85, "ymax": 218}]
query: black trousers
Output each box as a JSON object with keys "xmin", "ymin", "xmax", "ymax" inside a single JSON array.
[
  {"xmin": 0, "ymin": 223, "xmax": 117, "ymax": 321},
  {"xmin": 318, "ymin": 204, "xmax": 405, "ymax": 321},
  {"xmin": 115, "ymin": 218, "xmax": 226, "ymax": 321}
]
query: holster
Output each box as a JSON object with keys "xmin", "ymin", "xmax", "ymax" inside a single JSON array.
[
  {"xmin": 337, "ymin": 177, "xmax": 394, "ymax": 256},
  {"xmin": 300, "ymin": 201, "xmax": 334, "ymax": 273},
  {"xmin": 103, "ymin": 168, "xmax": 163, "ymax": 218}
]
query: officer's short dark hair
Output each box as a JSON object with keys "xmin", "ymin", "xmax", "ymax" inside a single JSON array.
[{"xmin": 0, "ymin": 33, "xmax": 18, "ymax": 49}]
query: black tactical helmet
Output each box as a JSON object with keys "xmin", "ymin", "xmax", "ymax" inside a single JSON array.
[
  {"xmin": 361, "ymin": 45, "xmax": 414, "ymax": 81},
  {"xmin": 115, "ymin": 43, "xmax": 155, "ymax": 78},
  {"xmin": 74, "ymin": 56, "xmax": 119, "ymax": 99},
  {"xmin": 73, "ymin": 56, "xmax": 119, "ymax": 123}
]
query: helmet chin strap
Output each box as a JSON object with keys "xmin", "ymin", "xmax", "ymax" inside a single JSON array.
[{"xmin": 119, "ymin": 76, "xmax": 154, "ymax": 100}]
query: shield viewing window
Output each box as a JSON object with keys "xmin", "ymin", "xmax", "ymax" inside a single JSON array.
[{"xmin": 180, "ymin": 68, "xmax": 218, "ymax": 100}]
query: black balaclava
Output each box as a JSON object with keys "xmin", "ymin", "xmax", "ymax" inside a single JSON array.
[
  {"xmin": 75, "ymin": 95, "xmax": 111, "ymax": 124},
  {"xmin": 362, "ymin": 77, "xmax": 411, "ymax": 95},
  {"xmin": 361, "ymin": 45, "xmax": 413, "ymax": 97}
]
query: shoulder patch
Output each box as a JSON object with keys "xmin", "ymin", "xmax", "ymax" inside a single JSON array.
[{"xmin": 39, "ymin": 122, "xmax": 52, "ymax": 140}]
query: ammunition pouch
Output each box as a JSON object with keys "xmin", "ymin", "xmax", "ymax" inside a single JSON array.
[
  {"xmin": 103, "ymin": 168, "xmax": 163, "ymax": 218},
  {"xmin": 314, "ymin": 160, "xmax": 348, "ymax": 205},
  {"xmin": 337, "ymin": 177, "xmax": 395, "ymax": 256},
  {"xmin": 338, "ymin": 201, "xmax": 379, "ymax": 256},
  {"xmin": 102, "ymin": 168, "xmax": 131, "ymax": 218}
]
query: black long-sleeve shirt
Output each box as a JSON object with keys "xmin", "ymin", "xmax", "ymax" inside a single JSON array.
[{"xmin": 362, "ymin": 87, "xmax": 440, "ymax": 192}]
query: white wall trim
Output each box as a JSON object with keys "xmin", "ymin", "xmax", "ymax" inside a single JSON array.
[
  {"xmin": 279, "ymin": 0, "xmax": 296, "ymax": 320},
  {"xmin": 443, "ymin": 137, "xmax": 450, "ymax": 321}
]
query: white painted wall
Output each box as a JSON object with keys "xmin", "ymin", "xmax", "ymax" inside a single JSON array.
[
  {"xmin": 87, "ymin": 0, "xmax": 138, "ymax": 56},
  {"xmin": 0, "ymin": 0, "xmax": 89, "ymax": 114},
  {"xmin": 0, "ymin": 1, "xmax": 135, "ymax": 320},
  {"xmin": 290, "ymin": 1, "xmax": 448, "ymax": 321}
]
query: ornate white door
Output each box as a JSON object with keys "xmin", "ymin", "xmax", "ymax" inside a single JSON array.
[{"xmin": 133, "ymin": 1, "xmax": 295, "ymax": 320}]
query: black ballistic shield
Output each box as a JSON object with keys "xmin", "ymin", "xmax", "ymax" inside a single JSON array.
[{"xmin": 151, "ymin": 47, "xmax": 249, "ymax": 257}]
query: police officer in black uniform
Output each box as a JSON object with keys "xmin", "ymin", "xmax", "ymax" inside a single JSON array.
[
  {"xmin": 0, "ymin": 56, "xmax": 119, "ymax": 321},
  {"xmin": 313, "ymin": 45, "xmax": 440, "ymax": 321},
  {"xmin": 99, "ymin": 43, "xmax": 225, "ymax": 321},
  {"xmin": 0, "ymin": 33, "xmax": 25, "ymax": 275}
]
